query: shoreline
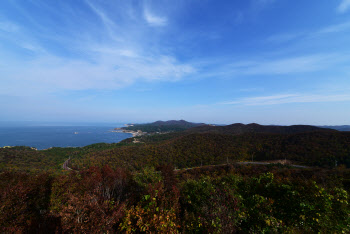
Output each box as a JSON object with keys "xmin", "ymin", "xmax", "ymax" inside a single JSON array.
[
  {"xmin": 113, "ymin": 128, "xmax": 145, "ymax": 137},
  {"xmin": 1, "ymin": 127, "xmax": 137, "ymax": 151},
  {"xmin": 1, "ymin": 129, "xmax": 133, "ymax": 150}
]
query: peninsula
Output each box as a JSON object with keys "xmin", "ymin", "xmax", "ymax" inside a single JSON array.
[{"xmin": 114, "ymin": 120, "xmax": 206, "ymax": 136}]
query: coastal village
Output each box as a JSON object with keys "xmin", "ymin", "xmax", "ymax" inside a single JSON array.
[
  {"xmin": 114, "ymin": 123, "xmax": 180, "ymax": 143},
  {"xmin": 114, "ymin": 124, "xmax": 147, "ymax": 137},
  {"xmin": 113, "ymin": 124, "xmax": 147, "ymax": 143}
]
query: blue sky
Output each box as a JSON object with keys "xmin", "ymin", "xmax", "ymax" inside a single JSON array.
[{"xmin": 1, "ymin": 0, "xmax": 350, "ymax": 125}]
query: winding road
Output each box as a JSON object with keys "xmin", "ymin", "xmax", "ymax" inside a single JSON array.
[
  {"xmin": 63, "ymin": 158, "xmax": 309, "ymax": 172},
  {"xmin": 174, "ymin": 161, "xmax": 309, "ymax": 172},
  {"xmin": 236, "ymin": 161, "xmax": 309, "ymax": 168},
  {"xmin": 62, "ymin": 157, "xmax": 72, "ymax": 170}
]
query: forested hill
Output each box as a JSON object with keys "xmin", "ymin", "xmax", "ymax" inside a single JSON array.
[
  {"xmin": 186, "ymin": 123, "xmax": 336, "ymax": 135},
  {"xmin": 149, "ymin": 120, "xmax": 205, "ymax": 127},
  {"xmin": 2, "ymin": 123, "xmax": 350, "ymax": 232},
  {"xmin": 320, "ymin": 125, "xmax": 350, "ymax": 131},
  {"xmin": 122, "ymin": 122, "xmax": 338, "ymax": 145},
  {"xmin": 71, "ymin": 130, "xmax": 350, "ymax": 170},
  {"xmin": 120, "ymin": 120, "xmax": 206, "ymax": 133}
]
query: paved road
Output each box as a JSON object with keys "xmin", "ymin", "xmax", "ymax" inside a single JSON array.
[
  {"xmin": 236, "ymin": 161, "xmax": 309, "ymax": 168},
  {"xmin": 62, "ymin": 157, "xmax": 72, "ymax": 170},
  {"xmin": 63, "ymin": 159, "xmax": 309, "ymax": 172},
  {"xmin": 175, "ymin": 161, "xmax": 309, "ymax": 172}
]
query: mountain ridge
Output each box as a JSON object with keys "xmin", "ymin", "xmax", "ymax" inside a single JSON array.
[
  {"xmin": 186, "ymin": 122, "xmax": 337, "ymax": 135},
  {"xmin": 119, "ymin": 120, "xmax": 206, "ymax": 133}
]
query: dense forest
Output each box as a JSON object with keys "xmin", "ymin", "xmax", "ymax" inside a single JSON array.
[
  {"xmin": 185, "ymin": 123, "xmax": 336, "ymax": 135},
  {"xmin": 70, "ymin": 131, "xmax": 350, "ymax": 171},
  {"xmin": 1, "ymin": 122, "xmax": 350, "ymax": 232},
  {"xmin": 1, "ymin": 164, "xmax": 349, "ymax": 232}
]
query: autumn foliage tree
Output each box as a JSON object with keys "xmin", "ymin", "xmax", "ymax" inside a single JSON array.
[
  {"xmin": 50, "ymin": 165, "xmax": 131, "ymax": 232},
  {"xmin": 0, "ymin": 172, "xmax": 55, "ymax": 232}
]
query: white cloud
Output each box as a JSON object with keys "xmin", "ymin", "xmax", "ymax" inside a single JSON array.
[
  {"xmin": 118, "ymin": 49, "xmax": 138, "ymax": 58},
  {"xmin": 2, "ymin": 51, "xmax": 190, "ymax": 96},
  {"xmin": 144, "ymin": 8, "xmax": 167, "ymax": 26},
  {"xmin": 221, "ymin": 93, "xmax": 350, "ymax": 106},
  {"xmin": 1, "ymin": 50, "xmax": 195, "ymax": 95},
  {"xmin": 338, "ymin": 0, "xmax": 350, "ymax": 13},
  {"xmin": 85, "ymin": 0, "xmax": 121, "ymax": 41},
  {"xmin": 0, "ymin": 2, "xmax": 194, "ymax": 96}
]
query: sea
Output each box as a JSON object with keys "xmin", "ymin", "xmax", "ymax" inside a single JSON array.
[{"xmin": 0, "ymin": 123, "xmax": 132, "ymax": 150}]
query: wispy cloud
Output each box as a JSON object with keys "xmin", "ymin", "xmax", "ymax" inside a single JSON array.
[
  {"xmin": 143, "ymin": 8, "xmax": 167, "ymax": 26},
  {"xmin": 266, "ymin": 20, "xmax": 350, "ymax": 46},
  {"xmin": 337, "ymin": 0, "xmax": 350, "ymax": 13},
  {"xmin": 221, "ymin": 93, "xmax": 350, "ymax": 106},
  {"xmin": 0, "ymin": 21, "xmax": 20, "ymax": 32},
  {"xmin": 191, "ymin": 52, "xmax": 349, "ymax": 82},
  {"xmin": 255, "ymin": 0, "xmax": 276, "ymax": 4},
  {"xmin": 239, "ymin": 87, "xmax": 264, "ymax": 92},
  {"xmin": 2, "ymin": 50, "xmax": 195, "ymax": 95},
  {"xmin": 318, "ymin": 21, "xmax": 350, "ymax": 34},
  {"xmin": 85, "ymin": 0, "xmax": 121, "ymax": 41},
  {"xmin": 234, "ymin": 12, "xmax": 244, "ymax": 24},
  {"xmin": 265, "ymin": 32, "xmax": 303, "ymax": 43},
  {"xmin": 224, "ymin": 53, "xmax": 344, "ymax": 76},
  {"xmin": 0, "ymin": 1, "xmax": 194, "ymax": 96},
  {"xmin": 251, "ymin": 0, "xmax": 276, "ymax": 11}
]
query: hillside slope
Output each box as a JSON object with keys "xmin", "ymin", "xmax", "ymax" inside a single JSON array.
[
  {"xmin": 186, "ymin": 123, "xmax": 336, "ymax": 135},
  {"xmin": 71, "ymin": 131, "xmax": 350, "ymax": 170}
]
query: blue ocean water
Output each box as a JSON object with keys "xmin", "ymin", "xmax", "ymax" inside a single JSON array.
[{"xmin": 0, "ymin": 125, "xmax": 132, "ymax": 150}]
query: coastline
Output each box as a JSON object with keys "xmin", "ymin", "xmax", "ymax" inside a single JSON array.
[
  {"xmin": 0, "ymin": 126, "xmax": 132, "ymax": 150},
  {"xmin": 113, "ymin": 128, "xmax": 145, "ymax": 137}
]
